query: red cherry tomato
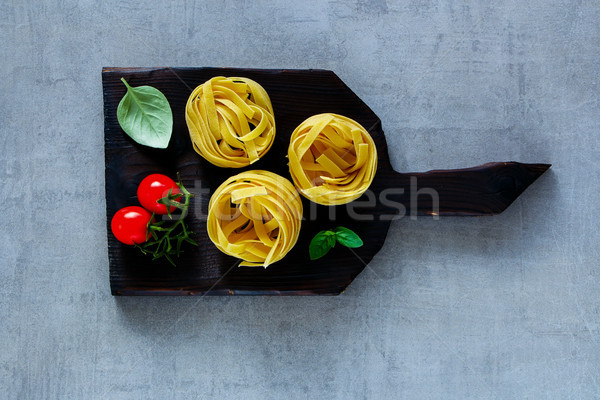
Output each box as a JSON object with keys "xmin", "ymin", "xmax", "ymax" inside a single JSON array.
[
  {"xmin": 137, "ymin": 174, "xmax": 180, "ymax": 214},
  {"xmin": 111, "ymin": 206, "xmax": 153, "ymax": 245}
]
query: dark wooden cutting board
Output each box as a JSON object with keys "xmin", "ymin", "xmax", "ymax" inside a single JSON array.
[{"xmin": 103, "ymin": 67, "xmax": 550, "ymax": 295}]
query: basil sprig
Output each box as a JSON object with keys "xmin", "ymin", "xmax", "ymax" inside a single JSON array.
[
  {"xmin": 117, "ymin": 78, "xmax": 173, "ymax": 149},
  {"xmin": 309, "ymin": 226, "xmax": 363, "ymax": 260}
]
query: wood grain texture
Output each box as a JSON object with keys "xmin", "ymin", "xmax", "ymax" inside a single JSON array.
[{"xmin": 102, "ymin": 67, "xmax": 550, "ymax": 296}]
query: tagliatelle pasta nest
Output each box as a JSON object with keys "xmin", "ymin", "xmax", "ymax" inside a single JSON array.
[
  {"xmin": 287, "ymin": 113, "xmax": 378, "ymax": 205},
  {"xmin": 207, "ymin": 170, "xmax": 303, "ymax": 268},
  {"xmin": 185, "ymin": 76, "xmax": 276, "ymax": 168}
]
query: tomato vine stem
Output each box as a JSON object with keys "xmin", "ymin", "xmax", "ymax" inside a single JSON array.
[{"xmin": 135, "ymin": 173, "xmax": 197, "ymax": 266}]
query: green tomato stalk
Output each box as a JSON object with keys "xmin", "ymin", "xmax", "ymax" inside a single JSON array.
[{"xmin": 136, "ymin": 174, "xmax": 197, "ymax": 266}]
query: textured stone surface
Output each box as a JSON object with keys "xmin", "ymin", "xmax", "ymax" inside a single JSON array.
[{"xmin": 1, "ymin": 0, "xmax": 599, "ymax": 398}]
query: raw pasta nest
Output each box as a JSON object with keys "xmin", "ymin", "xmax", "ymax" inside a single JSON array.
[
  {"xmin": 207, "ymin": 170, "xmax": 303, "ymax": 268},
  {"xmin": 185, "ymin": 76, "xmax": 276, "ymax": 168},
  {"xmin": 287, "ymin": 113, "xmax": 377, "ymax": 205}
]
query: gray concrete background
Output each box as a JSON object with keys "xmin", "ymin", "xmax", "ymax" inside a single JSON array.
[{"xmin": 1, "ymin": 0, "xmax": 599, "ymax": 399}]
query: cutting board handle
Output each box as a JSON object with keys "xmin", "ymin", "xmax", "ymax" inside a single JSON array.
[{"xmin": 379, "ymin": 162, "xmax": 551, "ymax": 216}]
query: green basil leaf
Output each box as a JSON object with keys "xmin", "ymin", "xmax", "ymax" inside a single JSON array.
[
  {"xmin": 326, "ymin": 232, "xmax": 336, "ymax": 248},
  {"xmin": 334, "ymin": 226, "xmax": 363, "ymax": 248},
  {"xmin": 309, "ymin": 230, "xmax": 334, "ymax": 260},
  {"xmin": 117, "ymin": 78, "xmax": 173, "ymax": 149}
]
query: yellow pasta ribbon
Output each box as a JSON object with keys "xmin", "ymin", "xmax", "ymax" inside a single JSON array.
[
  {"xmin": 207, "ymin": 170, "xmax": 303, "ymax": 268},
  {"xmin": 185, "ymin": 76, "xmax": 276, "ymax": 168},
  {"xmin": 287, "ymin": 113, "xmax": 377, "ymax": 205}
]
